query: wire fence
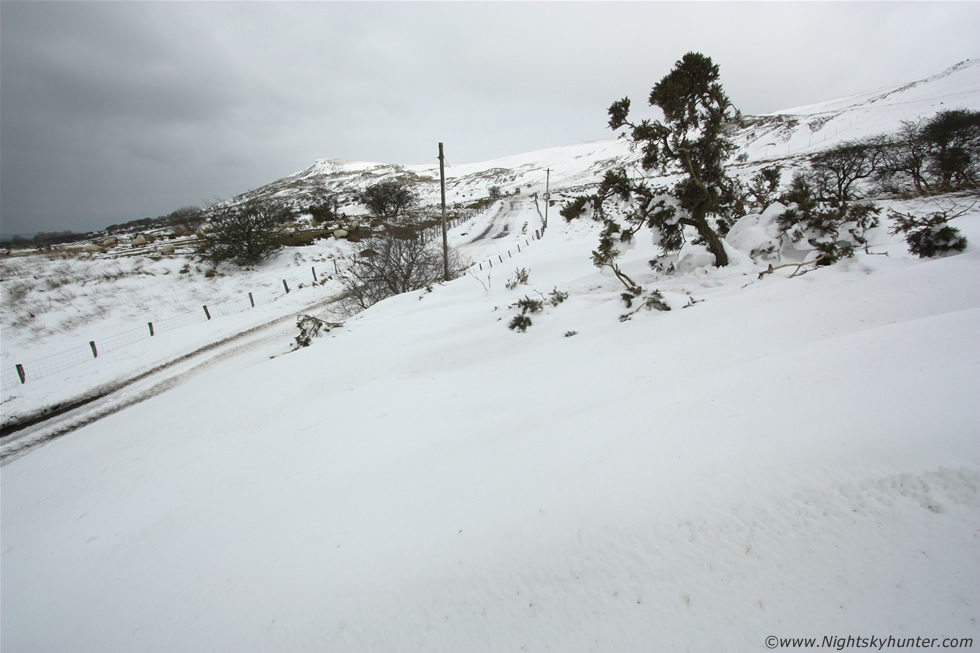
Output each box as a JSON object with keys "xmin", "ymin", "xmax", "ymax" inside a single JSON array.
[
  {"xmin": 2, "ymin": 209, "xmax": 542, "ymax": 391},
  {"xmin": 2, "ymin": 262, "xmax": 335, "ymax": 389}
]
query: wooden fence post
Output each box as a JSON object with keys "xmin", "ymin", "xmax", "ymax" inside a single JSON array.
[
  {"xmin": 248, "ymin": 292, "xmax": 255, "ymax": 308},
  {"xmin": 89, "ymin": 341, "xmax": 98, "ymax": 358},
  {"xmin": 16, "ymin": 364, "xmax": 26, "ymax": 384},
  {"xmin": 203, "ymin": 305, "xmax": 211, "ymax": 320},
  {"xmin": 312, "ymin": 267, "xmax": 318, "ymax": 283},
  {"xmin": 148, "ymin": 322, "xmax": 154, "ymax": 336},
  {"xmin": 282, "ymin": 279, "xmax": 290, "ymax": 294}
]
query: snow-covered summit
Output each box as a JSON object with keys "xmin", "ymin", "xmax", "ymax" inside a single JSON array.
[
  {"xmin": 235, "ymin": 59, "xmax": 980, "ymax": 214},
  {"xmin": 736, "ymin": 58, "xmax": 980, "ymax": 161}
]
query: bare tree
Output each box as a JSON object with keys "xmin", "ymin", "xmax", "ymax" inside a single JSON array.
[
  {"xmin": 336, "ymin": 233, "xmax": 464, "ymax": 315},
  {"xmin": 810, "ymin": 138, "xmax": 888, "ymax": 204}
]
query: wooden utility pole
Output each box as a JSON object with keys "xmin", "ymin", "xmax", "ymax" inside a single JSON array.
[
  {"xmin": 543, "ymin": 168, "xmax": 551, "ymax": 230},
  {"xmin": 439, "ymin": 142, "xmax": 449, "ymax": 281}
]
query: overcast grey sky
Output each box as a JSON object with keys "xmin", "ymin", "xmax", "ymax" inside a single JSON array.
[{"xmin": 2, "ymin": 1, "xmax": 978, "ymax": 236}]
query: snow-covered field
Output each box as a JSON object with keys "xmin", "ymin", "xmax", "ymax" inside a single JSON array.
[{"xmin": 2, "ymin": 61, "xmax": 979, "ymax": 652}]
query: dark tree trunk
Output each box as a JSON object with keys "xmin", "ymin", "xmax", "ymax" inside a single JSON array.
[{"xmin": 692, "ymin": 207, "xmax": 728, "ymax": 267}]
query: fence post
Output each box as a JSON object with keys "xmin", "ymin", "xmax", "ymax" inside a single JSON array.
[
  {"xmin": 203, "ymin": 305, "xmax": 211, "ymax": 320},
  {"xmin": 282, "ymin": 279, "xmax": 290, "ymax": 294},
  {"xmin": 248, "ymin": 292, "xmax": 255, "ymax": 308},
  {"xmin": 16, "ymin": 364, "xmax": 26, "ymax": 384},
  {"xmin": 498, "ymin": 255, "xmax": 503, "ymax": 263},
  {"xmin": 148, "ymin": 322, "xmax": 154, "ymax": 336},
  {"xmin": 312, "ymin": 267, "xmax": 318, "ymax": 283},
  {"xmin": 89, "ymin": 341, "xmax": 98, "ymax": 358}
]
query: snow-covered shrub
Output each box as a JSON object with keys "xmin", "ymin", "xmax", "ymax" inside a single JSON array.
[
  {"xmin": 336, "ymin": 233, "xmax": 464, "ymax": 316},
  {"xmin": 511, "ymin": 296, "xmax": 543, "ymax": 315},
  {"xmin": 292, "ymin": 315, "xmax": 333, "ymax": 350},
  {"xmin": 546, "ymin": 288, "xmax": 568, "ymax": 307},
  {"xmin": 508, "ymin": 314, "xmax": 533, "ymax": 332},
  {"xmin": 888, "ymin": 209, "xmax": 968, "ymax": 257},
  {"xmin": 506, "ymin": 290, "xmax": 568, "ymax": 332},
  {"xmin": 507, "ymin": 295, "xmax": 543, "ymax": 332},
  {"xmin": 776, "ymin": 201, "xmax": 880, "ymax": 264},
  {"xmin": 773, "ymin": 172, "xmax": 881, "ymax": 265},
  {"xmin": 505, "ymin": 268, "xmax": 530, "ymax": 290},
  {"xmin": 619, "ymin": 289, "xmax": 671, "ymax": 321},
  {"xmin": 746, "ymin": 165, "xmax": 782, "ymax": 211}
]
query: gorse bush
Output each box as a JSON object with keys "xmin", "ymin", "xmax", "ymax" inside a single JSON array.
[
  {"xmin": 888, "ymin": 209, "xmax": 968, "ymax": 257},
  {"xmin": 291, "ymin": 314, "xmax": 341, "ymax": 350},
  {"xmin": 506, "ymin": 289, "xmax": 568, "ymax": 332},
  {"xmin": 563, "ymin": 52, "xmax": 740, "ymax": 307},
  {"xmin": 747, "ymin": 165, "xmax": 782, "ymax": 211}
]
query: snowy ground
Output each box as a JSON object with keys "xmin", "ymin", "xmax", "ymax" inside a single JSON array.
[
  {"xmin": 2, "ymin": 191, "xmax": 978, "ymax": 651},
  {"xmin": 0, "ymin": 198, "xmax": 539, "ymax": 430},
  {"xmin": 2, "ymin": 60, "xmax": 980, "ymax": 651}
]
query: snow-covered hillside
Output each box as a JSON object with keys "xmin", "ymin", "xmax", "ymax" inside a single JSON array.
[
  {"xmin": 236, "ymin": 59, "xmax": 980, "ymax": 211},
  {"xmin": 1, "ymin": 60, "xmax": 979, "ymax": 652},
  {"xmin": 734, "ymin": 58, "xmax": 980, "ymax": 161}
]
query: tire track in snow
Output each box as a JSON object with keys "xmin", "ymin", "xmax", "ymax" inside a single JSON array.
[{"xmin": 0, "ymin": 293, "xmax": 342, "ymax": 465}]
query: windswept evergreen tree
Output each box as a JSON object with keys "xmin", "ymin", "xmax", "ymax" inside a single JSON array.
[{"xmin": 563, "ymin": 52, "xmax": 739, "ymax": 291}]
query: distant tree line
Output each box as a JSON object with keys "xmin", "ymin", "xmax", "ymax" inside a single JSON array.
[
  {"xmin": 775, "ymin": 109, "xmax": 980, "ymax": 205},
  {"xmin": 194, "ymin": 180, "xmax": 427, "ymax": 268},
  {"xmin": 4, "ymin": 230, "xmax": 93, "ymax": 250}
]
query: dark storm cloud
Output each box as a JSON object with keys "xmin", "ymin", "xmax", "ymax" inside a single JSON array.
[{"xmin": 1, "ymin": 1, "xmax": 978, "ymax": 236}]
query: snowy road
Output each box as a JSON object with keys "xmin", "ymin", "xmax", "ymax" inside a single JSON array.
[
  {"xmin": 0, "ymin": 292, "xmax": 342, "ymax": 465},
  {"xmin": 0, "ymin": 198, "xmax": 542, "ymax": 465}
]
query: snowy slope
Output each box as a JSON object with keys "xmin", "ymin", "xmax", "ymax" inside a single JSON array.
[
  {"xmin": 2, "ymin": 196, "xmax": 978, "ymax": 652},
  {"xmin": 734, "ymin": 58, "xmax": 980, "ymax": 163},
  {"xmin": 239, "ymin": 59, "xmax": 980, "ymax": 208},
  {"xmin": 2, "ymin": 59, "xmax": 980, "ymax": 652},
  {"xmin": 6, "ymin": 58, "xmax": 976, "ymax": 423}
]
